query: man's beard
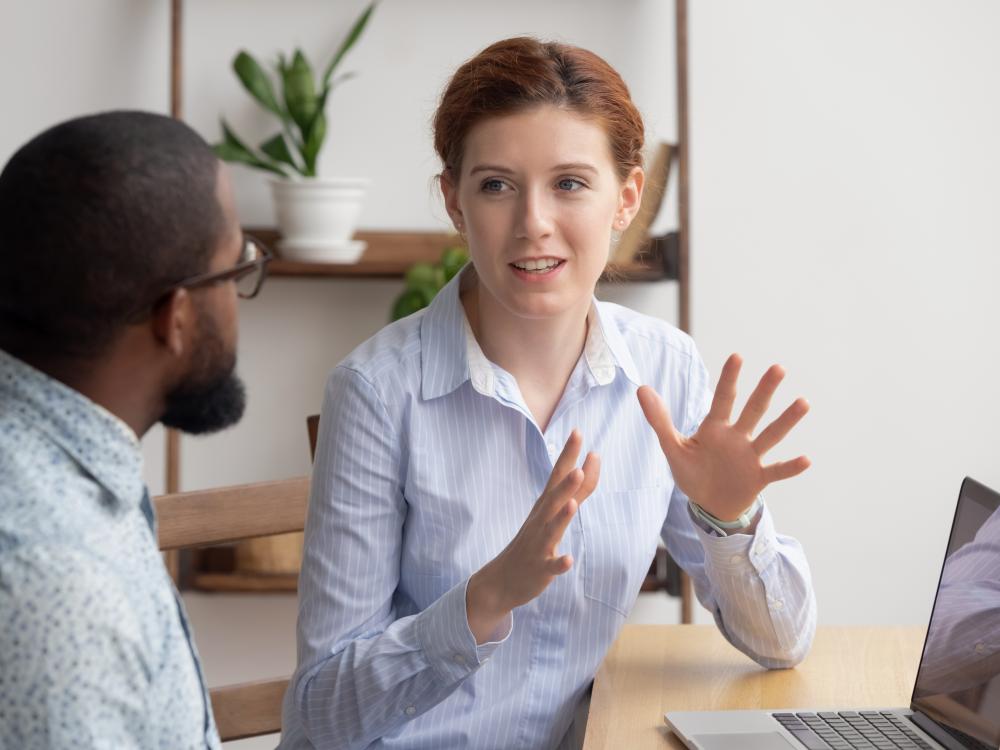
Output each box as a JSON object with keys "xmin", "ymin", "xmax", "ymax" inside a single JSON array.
[{"xmin": 160, "ymin": 309, "xmax": 246, "ymax": 435}]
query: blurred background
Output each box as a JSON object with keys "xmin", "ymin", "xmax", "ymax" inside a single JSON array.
[{"xmin": 3, "ymin": 1, "xmax": 999, "ymax": 746}]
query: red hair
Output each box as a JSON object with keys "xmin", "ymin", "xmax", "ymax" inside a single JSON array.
[{"xmin": 433, "ymin": 37, "xmax": 645, "ymax": 183}]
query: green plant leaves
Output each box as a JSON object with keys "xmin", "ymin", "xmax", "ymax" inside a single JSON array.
[
  {"xmin": 301, "ymin": 112, "xmax": 327, "ymax": 177},
  {"xmin": 233, "ymin": 51, "xmax": 284, "ymax": 117},
  {"xmin": 322, "ymin": 2, "xmax": 377, "ymax": 90},
  {"xmin": 218, "ymin": 1, "xmax": 376, "ymax": 179},
  {"xmin": 391, "ymin": 247, "xmax": 469, "ymax": 321},
  {"xmin": 441, "ymin": 247, "xmax": 468, "ymax": 282},
  {"xmin": 214, "ymin": 120, "xmax": 288, "ymax": 176},
  {"xmin": 282, "ymin": 49, "xmax": 319, "ymax": 136},
  {"xmin": 260, "ymin": 133, "xmax": 298, "ymax": 171}
]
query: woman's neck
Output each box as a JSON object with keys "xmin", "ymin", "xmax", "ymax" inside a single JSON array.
[{"xmin": 461, "ymin": 275, "xmax": 590, "ymax": 431}]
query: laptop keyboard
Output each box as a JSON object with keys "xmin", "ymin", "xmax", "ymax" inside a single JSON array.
[{"xmin": 772, "ymin": 711, "xmax": 934, "ymax": 749}]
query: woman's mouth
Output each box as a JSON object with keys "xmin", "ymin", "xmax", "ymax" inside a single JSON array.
[{"xmin": 509, "ymin": 257, "xmax": 565, "ymax": 275}]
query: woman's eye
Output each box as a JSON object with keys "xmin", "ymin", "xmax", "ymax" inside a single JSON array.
[
  {"xmin": 557, "ymin": 178, "xmax": 585, "ymax": 191},
  {"xmin": 481, "ymin": 179, "xmax": 507, "ymax": 193}
]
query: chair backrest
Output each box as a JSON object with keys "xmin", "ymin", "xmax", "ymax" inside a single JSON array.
[
  {"xmin": 307, "ymin": 414, "xmax": 320, "ymax": 461},
  {"xmin": 154, "ymin": 475, "xmax": 309, "ymax": 741}
]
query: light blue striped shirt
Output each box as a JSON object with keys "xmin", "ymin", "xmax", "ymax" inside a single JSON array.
[
  {"xmin": 0, "ymin": 349, "xmax": 219, "ymax": 749},
  {"xmin": 279, "ymin": 268, "xmax": 816, "ymax": 749}
]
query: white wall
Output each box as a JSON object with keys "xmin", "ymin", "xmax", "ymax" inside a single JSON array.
[{"xmin": 3, "ymin": 2, "xmax": 1000, "ymax": 744}]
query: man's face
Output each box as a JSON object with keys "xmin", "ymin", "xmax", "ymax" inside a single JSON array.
[{"xmin": 160, "ymin": 167, "xmax": 246, "ymax": 435}]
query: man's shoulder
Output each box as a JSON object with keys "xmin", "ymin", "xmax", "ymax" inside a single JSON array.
[{"xmin": 0, "ymin": 413, "xmax": 109, "ymax": 544}]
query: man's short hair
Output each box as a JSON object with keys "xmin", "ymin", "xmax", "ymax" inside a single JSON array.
[{"xmin": 0, "ymin": 110, "xmax": 224, "ymax": 359}]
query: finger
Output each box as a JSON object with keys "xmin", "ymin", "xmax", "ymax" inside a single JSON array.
[
  {"xmin": 753, "ymin": 398, "xmax": 810, "ymax": 455},
  {"xmin": 734, "ymin": 364, "xmax": 785, "ymax": 434},
  {"xmin": 541, "ymin": 467, "xmax": 584, "ymax": 522},
  {"xmin": 546, "ymin": 554, "xmax": 574, "ymax": 576},
  {"xmin": 543, "ymin": 428, "xmax": 583, "ymax": 494},
  {"xmin": 762, "ymin": 455, "xmax": 811, "ymax": 484},
  {"xmin": 574, "ymin": 452, "xmax": 601, "ymax": 506},
  {"xmin": 544, "ymin": 497, "xmax": 578, "ymax": 547},
  {"xmin": 636, "ymin": 386, "xmax": 681, "ymax": 458},
  {"xmin": 706, "ymin": 353, "xmax": 743, "ymax": 422}
]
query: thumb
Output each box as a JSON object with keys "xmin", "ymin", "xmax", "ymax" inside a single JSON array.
[{"xmin": 637, "ymin": 386, "xmax": 682, "ymax": 458}]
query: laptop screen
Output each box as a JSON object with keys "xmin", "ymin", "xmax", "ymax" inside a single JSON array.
[{"xmin": 911, "ymin": 477, "xmax": 1000, "ymax": 748}]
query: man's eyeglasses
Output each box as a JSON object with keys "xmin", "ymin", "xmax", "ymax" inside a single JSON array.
[
  {"xmin": 175, "ymin": 233, "xmax": 273, "ymax": 300},
  {"xmin": 127, "ymin": 234, "xmax": 273, "ymax": 323}
]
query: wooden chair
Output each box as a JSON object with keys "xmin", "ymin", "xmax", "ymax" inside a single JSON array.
[
  {"xmin": 306, "ymin": 414, "xmax": 693, "ymax": 621},
  {"xmin": 154, "ymin": 476, "xmax": 309, "ymax": 741}
]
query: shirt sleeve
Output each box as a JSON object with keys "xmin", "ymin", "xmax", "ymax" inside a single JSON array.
[
  {"xmin": 916, "ymin": 508, "xmax": 1000, "ymax": 695},
  {"xmin": 289, "ymin": 365, "xmax": 510, "ymax": 749},
  {"xmin": 0, "ymin": 545, "xmax": 152, "ymax": 749},
  {"xmin": 659, "ymin": 348, "xmax": 817, "ymax": 669}
]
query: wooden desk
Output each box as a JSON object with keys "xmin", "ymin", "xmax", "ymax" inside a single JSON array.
[{"xmin": 583, "ymin": 625, "xmax": 927, "ymax": 750}]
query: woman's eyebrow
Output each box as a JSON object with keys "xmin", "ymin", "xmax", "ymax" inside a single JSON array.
[
  {"xmin": 552, "ymin": 162, "xmax": 598, "ymax": 174},
  {"xmin": 468, "ymin": 162, "xmax": 598, "ymax": 175},
  {"xmin": 469, "ymin": 164, "xmax": 514, "ymax": 175}
]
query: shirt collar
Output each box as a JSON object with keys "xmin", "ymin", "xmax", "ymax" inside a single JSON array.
[
  {"xmin": 420, "ymin": 265, "xmax": 641, "ymax": 400},
  {"xmin": 0, "ymin": 348, "xmax": 145, "ymax": 509}
]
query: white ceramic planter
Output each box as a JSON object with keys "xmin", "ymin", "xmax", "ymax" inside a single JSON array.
[{"xmin": 270, "ymin": 176, "xmax": 370, "ymax": 263}]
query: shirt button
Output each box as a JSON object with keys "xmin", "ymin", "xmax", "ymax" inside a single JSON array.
[
  {"xmin": 405, "ymin": 706, "xmax": 416, "ymax": 717},
  {"xmin": 770, "ymin": 598, "xmax": 784, "ymax": 611},
  {"xmin": 975, "ymin": 643, "xmax": 986, "ymax": 654},
  {"xmin": 452, "ymin": 653, "xmax": 466, "ymax": 665},
  {"xmin": 546, "ymin": 441, "xmax": 558, "ymax": 457},
  {"xmin": 729, "ymin": 555, "xmax": 742, "ymax": 565}
]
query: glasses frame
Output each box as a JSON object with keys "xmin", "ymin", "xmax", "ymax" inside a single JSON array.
[{"xmin": 173, "ymin": 233, "xmax": 273, "ymax": 300}]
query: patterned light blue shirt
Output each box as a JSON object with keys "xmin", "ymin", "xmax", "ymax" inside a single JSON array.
[
  {"xmin": 279, "ymin": 267, "xmax": 817, "ymax": 750},
  {"xmin": 0, "ymin": 349, "xmax": 220, "ymax": 749}
]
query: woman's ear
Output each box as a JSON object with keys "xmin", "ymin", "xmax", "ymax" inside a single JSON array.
[
  {"xmin": 616, "ymin": 166, "xmax": 645, "ymax": 228},
  {"xmin": 439, "ymin": 168, "xmax": 465, "ymax": 232},
  {"xmin": 150, "ymin": 287, "xmax": 191, "ymax": 359}
]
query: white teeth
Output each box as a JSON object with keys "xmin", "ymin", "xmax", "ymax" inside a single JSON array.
[{"xmin": 513, "ymin": 258, "xmax": 561, "ymax": 272}]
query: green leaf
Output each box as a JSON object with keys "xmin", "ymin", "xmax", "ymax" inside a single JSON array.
[
  {"xmin": 301, "ymin": 112, "xmax": 326, "ymax": 177},
  {"xmin": 259, "ymin": 133, "xmax": 299, "ymax": 170},
  {"xmin": 214, "ymin": 120, "xmax": 288, "ymax": 177},
  {"xmin": 441, "ymin": 247, "xmax": 469, "ymax": 281},
  {"xmin": 322, "ymin": 1, "xmax": 377, "ymax": 88},
  {"xmin": 405, "ymin": 262, "xmax": 437, "ymax": 290},
  {"xmin": 282, "ymin": 49, "xmax": 319, "ymax": 138},
  {"xmin": 391, "ymin": 288, "xmax": 427, "ymax": 321},
  {"xmin": 233, "ymin": 51, "xmax": 284, "ymax": 117}
]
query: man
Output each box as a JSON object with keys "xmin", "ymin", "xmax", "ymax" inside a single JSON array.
[{"xmin": 0, "ymin": 111, "xmax": 270, "ymax": 748}]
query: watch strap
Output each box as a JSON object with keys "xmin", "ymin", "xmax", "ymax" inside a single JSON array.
[{"xmin": 689, "ymin": 495, "xmax": 763, "ymax": 537}]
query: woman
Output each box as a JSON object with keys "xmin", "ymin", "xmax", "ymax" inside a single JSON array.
[{"xmin": 279, "ymin": 37, "xmax": 816, "ymax": 750}]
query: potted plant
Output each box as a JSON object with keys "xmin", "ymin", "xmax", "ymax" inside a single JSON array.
[
  {"xmin": 391, "ymin": 247, "xmax": 469, "ymax": 321},
  {"xmin": 214, "ymin": 2, "xmax": 377, "ymax": 263}
]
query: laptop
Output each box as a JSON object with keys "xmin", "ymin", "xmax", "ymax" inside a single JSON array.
[{"xmin": 665, "ymin": 476, "xmax": 1000, "ymax": 750}]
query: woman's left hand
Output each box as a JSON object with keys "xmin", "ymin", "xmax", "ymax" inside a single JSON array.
[{"xmin": 637, "ymin": 353, "xmax": 810, "ymax": 522}]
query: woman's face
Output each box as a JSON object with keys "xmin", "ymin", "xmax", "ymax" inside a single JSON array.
[{"xmin": 442, "ymin": 105, "xmax": 642, "ymax": 321}]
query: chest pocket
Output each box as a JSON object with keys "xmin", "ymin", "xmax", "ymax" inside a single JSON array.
[{"xmin": 579, "ymin": 486, "xmax": 667, "ymax": 616}]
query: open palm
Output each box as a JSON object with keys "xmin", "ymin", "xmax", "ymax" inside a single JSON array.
[{"xmin": 637, "ymin": 353, "xmax": 810, "ymax": 521}]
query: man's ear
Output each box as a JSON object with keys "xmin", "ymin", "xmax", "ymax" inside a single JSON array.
[
  {"xmin": 150, "ymin": 288, "xmax": 191, "ymax": 358},
  {"xmin": 439, "ymin": 169, "xmax": 465, "ymax": 232}
]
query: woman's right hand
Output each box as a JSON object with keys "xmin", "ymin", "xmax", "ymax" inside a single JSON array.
[{"xmin": 466, "ymin": 429, "xmax": 600, "ymax": 644}]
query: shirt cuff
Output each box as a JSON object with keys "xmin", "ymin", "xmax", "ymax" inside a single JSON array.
[
  {"xmin": 416, "ymin": 577, "xmax": 512, "ymax": 684},
  {"xmin": 694, "ymin": 503, "xmax": 779, "ymax": 577}
]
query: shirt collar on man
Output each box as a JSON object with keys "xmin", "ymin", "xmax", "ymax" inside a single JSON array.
[
  {"xmin": 420, "ymin": 264, "xmax": 641, "ymax": 401},
  {"xmin": 0, "ymin": 348, "xmax": 145, "ymax": 509}
]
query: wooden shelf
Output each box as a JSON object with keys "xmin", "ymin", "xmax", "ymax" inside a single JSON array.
[
  {"xmin": 249, "ymin": 228, "xmax": 679, "ymax": 283},
  {"xmin": 190, "ymin": 572, "xmax": 298, "ymax": 593}
]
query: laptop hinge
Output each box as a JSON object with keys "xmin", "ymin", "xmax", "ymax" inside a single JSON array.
[{"xmin": 909, "ymin": 711, "xmax": 982, "ymax": 750}]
